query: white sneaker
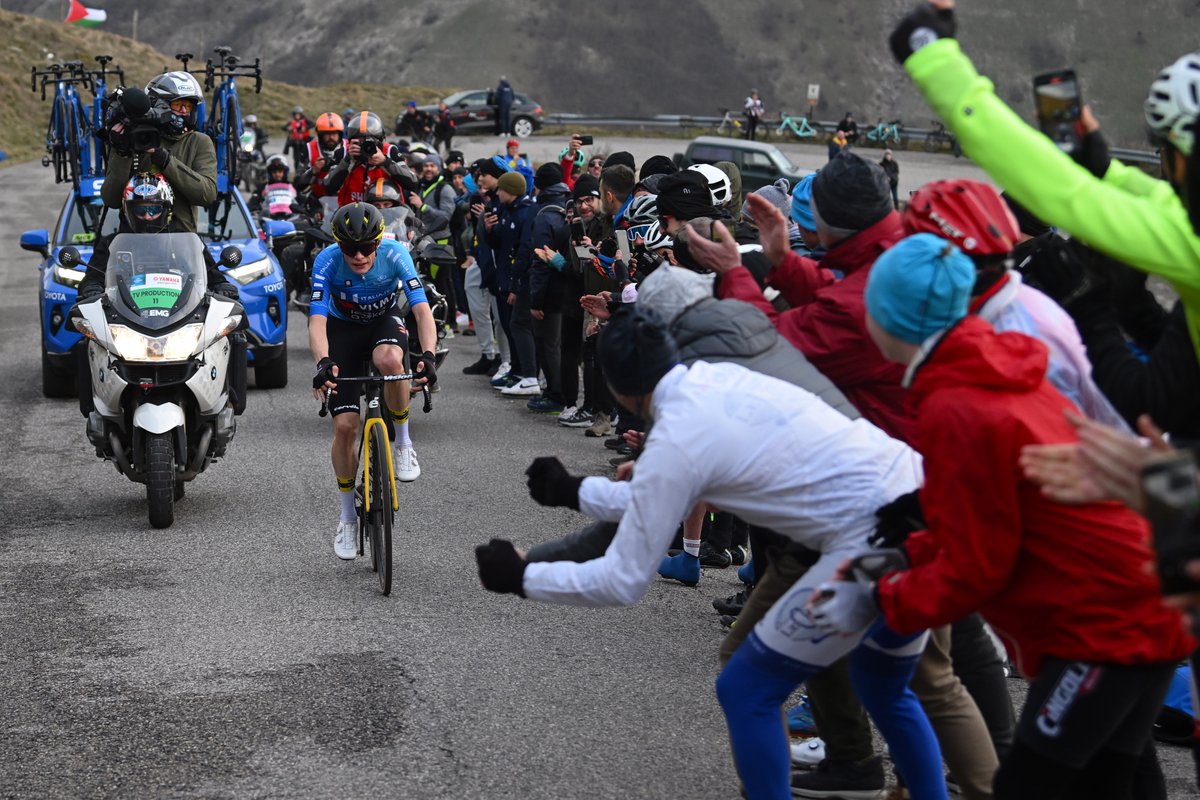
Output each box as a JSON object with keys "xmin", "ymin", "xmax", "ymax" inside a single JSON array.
[
  {"xmin": 790, "ymin": 737, "xmax": 826, "ymax": 769},
  {"xmin": 396, "ymin": 446, "xmax": 420, "ymax": 482},
  {"xmin": 334, "ymin": 520, "xmax": 358, "ymax": 560},
  {"xmin": 501, "ymin": 376, "xmax": 542, "ymax": 396}
]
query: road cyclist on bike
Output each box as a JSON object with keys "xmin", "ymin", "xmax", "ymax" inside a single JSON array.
[{"xmin": 310, "ymin": 203, "xmax": 439, "ymax": 560}]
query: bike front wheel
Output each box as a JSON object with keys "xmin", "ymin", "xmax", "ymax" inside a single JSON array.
[
  {"xmin": 923, "ymin": 132, "xmax": 942, "ymax": 153},
  {"xmin": 365, "ymin": 420, "xmax": 393, "ymax": 596}
]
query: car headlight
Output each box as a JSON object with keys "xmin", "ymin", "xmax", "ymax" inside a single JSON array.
[
  {"xmin": 53, "ymin": 265, "xmax": 85, "ymax": 288},
  {"xmin": 110, "ymin": 323, "xmax": 203, "ymax": 362},
  {"xmin": 225, "ymin": 258, "xmax": 274, "ymax": 285}
]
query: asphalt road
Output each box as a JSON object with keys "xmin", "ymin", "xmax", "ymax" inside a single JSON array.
[{"xmin": 1, "ymin": 139, "xmax": 1194, "ymax": 799}]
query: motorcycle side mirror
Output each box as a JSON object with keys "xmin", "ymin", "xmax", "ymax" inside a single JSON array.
[
  {"xmin": 58, "ymin": 245, "xmax": 83, "ymax": 268},
  {"xmin": 218, "ymin": 246, "xmax": 243, "ymax": 268}
]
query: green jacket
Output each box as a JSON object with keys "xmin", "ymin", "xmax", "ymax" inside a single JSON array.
[
  {"xmin": 906, "ymin": 39, "xmax": 1200, "ymax": 355},
  {"xmin": 101, "ymin": 130, "xmax": 217, "ymax": 233}
]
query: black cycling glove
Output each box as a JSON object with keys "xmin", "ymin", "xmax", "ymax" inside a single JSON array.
[
  {"xmin": 1073, "ymin": 130, "xmax": 1112, "ymax": 179},
  {"xmin": 149, "ymin": 147, "xmax": 171, "ymax": 169},
  {"xmin": 475, "ymin": 538, "xmax": 527, "ymax": 597},
  {"xmin": 416, "ymin": 350, "xmax": 438, "ymax": 387},
  {"xmin": 889, "ymin": 2, "xmax": 956, "ymax": 64},
  {"xmin": 213, "ymin": 282, "xmax": 241, "ymax": 301},
  {"xmin": 870, "ymin": 489, "xmax": 927, "ymax": 549},
  {"xmin": 313, "ymin": 356, "xmax": 337, "ymax": 390},
  {"xmin": 525, "ymin": 456, "xmax": 583, "ymax": 510}
]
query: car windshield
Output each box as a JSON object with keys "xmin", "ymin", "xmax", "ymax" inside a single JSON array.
[
  {"xmin": 105, "ymin": 232, "xmax": 208, "ymax": 332},
  {"xmin": 769, "ymin": 147, "xmax": 797, "ymax": 172},
  {"xmin": 59, "ymin": 194, "xmax": 256, "ymax": 244}
]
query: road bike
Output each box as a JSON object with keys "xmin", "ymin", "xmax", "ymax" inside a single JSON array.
[
  {"xmin": 778, "ymin": 111, "xmax": 820, "ymax": 140},
  {"xmin": 203, "ymin": 46, "xmax": 262, "ymax": 196},
  {"xmin": 713, "ymin": 108, "xmax": 744, "ymax": 137},
  {"xmin": 866, "ymin": 118, "xmax": 905, "ymax": 147},
  {"xmin": 923, "ymin": 119, "xmax": 962, "ymax": 157},
  {"xmin": 319, "ymin": 368, "xmax": 432, "ymax": 595}
]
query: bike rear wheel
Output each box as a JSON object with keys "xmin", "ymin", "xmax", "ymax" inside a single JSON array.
[
  {"xmin": 365, "ymin": 421, "xmax": 393, "ymax": 596},
  {"xmin": 923, "ymin": 132, "xmax": 943, "ymax": 153}
]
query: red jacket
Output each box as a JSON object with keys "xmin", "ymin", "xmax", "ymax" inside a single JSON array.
[
  {"xmin": 878, "ymin": 316, "xmax": 1193, "ymax": 677},
  {"xmin": 716, "ymin": 212, "xmax": 914, "ymax": 442}
]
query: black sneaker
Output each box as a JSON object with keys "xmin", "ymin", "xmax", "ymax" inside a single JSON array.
[
  {"xmin": 604, "ymin": 436, "xmax": 625, "ymax": 450},
  {"xmin": 713, "ymin": 588, "xmax": 750, "ymax": 616},
  {"xmin": 790, "ymin": 756, "xmax": 885, "ymax": 799},
  {"xmin": 462, "ymin": 355, "xmax": 495, "ymax": 375},
  {"xmin": 699, "ymin": 540, "xmax": 732, "ymax": 568},
  {"xmin": 729, "ymin": 544, "xmax": 750, "ymax": 566}
]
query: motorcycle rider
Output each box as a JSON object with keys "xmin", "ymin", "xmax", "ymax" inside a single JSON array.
[
  {"xmin": 296, "ymin": 112, "xmax": 344, "ymax": 198},
  {"xmin": 100, "ymin": 71, "xmax": 216, "ymax": 233},
  {"xmin": 243, "ymin": 114, "xmax": 268, "ymax": 150},
  {"xmin": 281, "ymin": 105, "xmax": 314, "ymax": 171},
  {"xmin": 323, "ymin": 111, "xmax": 418, "ymax": 207},
  {"xmin": 309, "ymin": 203, "xmax": 439, "ymax": 559},
  {"xmin": 251, "ymin": 155, "xmax": 297, "ymax": 219}
]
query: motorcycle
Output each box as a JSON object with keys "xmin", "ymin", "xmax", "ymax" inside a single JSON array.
[
  {"xmin": 65, "ymin": 234, "xmax": 247, "ymax": 529},
  {"xmin": 278, "ymin": 194, "xmax": 338, "ymax": 314},
  {"xmin": 399, "ymin": 233, "xmax": 454, "ymax": 368},
  {"xmin": 238, "ymin": 130, "xmax": 266, "ymax": 193}
]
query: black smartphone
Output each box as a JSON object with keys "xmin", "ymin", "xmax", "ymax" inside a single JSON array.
[
  {"xmin": 1033, "ymin": 69, "xmax": 1082, "ymax": 153},
  {"xmin": 577, "ymin": 135, "xmax": 594, "ymax": 146},
  {"xmin": 1141, "ymin": 451, "xmax": 1200, "ymax": 596},
  {"xmin": 570, "ymin": 218, "xmax": 585, "ymax": 242}
]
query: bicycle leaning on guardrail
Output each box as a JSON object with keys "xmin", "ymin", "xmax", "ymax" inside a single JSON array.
[
  {"xmin": 713, "ymin": 108, "xmax": 744, "ymax": 138},
  {"xmin": 923, "ymin": 119, "xmax": 962, "ymax": 157},
  {"xmin": 865, "ymin": 118, "xmax": 905, "ymax": 147},
  {"xmin": 777, "ymin": 111, "xmax": 820, "ymax": 140}
]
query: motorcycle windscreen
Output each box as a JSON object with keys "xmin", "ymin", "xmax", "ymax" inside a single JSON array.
[
  {"xmin": 379, "ymin": 207, "xmax": 414, "ymax": 245},
  {"xmin": 318, "ymin": 196, "xmax": 340, "ymax": 237},
  {"xmin": 105, "ymin": 232, "xmax": 208, "ymax": 332}
]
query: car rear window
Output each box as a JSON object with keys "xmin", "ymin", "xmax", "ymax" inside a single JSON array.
[{"xmin": 690, "ymin": 144, "xmax": 736, "ymax": 163}]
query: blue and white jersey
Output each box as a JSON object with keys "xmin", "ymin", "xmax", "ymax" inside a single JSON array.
[{"xmin": 310, "ymin": 238, "xmax": 428, "ymax": 323}]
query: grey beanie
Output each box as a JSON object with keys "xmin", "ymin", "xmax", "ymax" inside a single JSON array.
[
  {"xmin": 810, "ymin": 152, "xmax": 893, "ymax": 232},
  {"xmin": 742, "ymin": 178, "xmax": 792, "ymax": 225},
  {"xmin": 636, "ymin": 266, "xmax": 717, "ymax": 326}
]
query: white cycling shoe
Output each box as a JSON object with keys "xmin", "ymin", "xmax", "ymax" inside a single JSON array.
[
  {"xmin": 396, "ymin": 447, "xmax": 420, "ymax": 482},
  {"xmin": 334, "ymin": 520, "xmax": 358, "ymax": 560}
]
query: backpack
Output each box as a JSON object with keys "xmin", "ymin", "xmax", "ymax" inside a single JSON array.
[{"xmin": 514, "ymin": 161, "xmax": 536, "ymax": 195}]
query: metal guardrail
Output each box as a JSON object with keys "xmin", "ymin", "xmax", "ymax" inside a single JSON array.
[{"xmin": 543, "ymin": 113, "xmax": 1161, "ymax": 164}]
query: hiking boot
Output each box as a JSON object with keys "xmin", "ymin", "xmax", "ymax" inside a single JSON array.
[
  {"xmin": 657, "ymin": 552, "xmax": 700, "ymax": 586},
  {"xmin": 584, "ymin": 411, "xmax": 613, "ymax": 437},
  {"xmin": 787, "ymin": 696, "xmax": 818, "ymax": 737},
  {"xmin": 699, "ymin": 540, "xmax": 733, "ymax": 568},
  {"xmin": 790, "ymin": 737, "xmax": 825, "ymax": 769},
  {"xmin": 790, "ymin": 756, "xmax": 885, "ymax": 798},
  {"xmin": 712, "ymin": 588, "xmax": 750, "ymax": 616},
  {"xmin": 526, "ymin": 396, "xmax": 564, "ymax": 413},
  {"xmin": 558, "ymin": 407, "xmax": 595, "ymax": 428},
  {"xmin": 462, "ymin": 355, "xmax": 495, "ymax": 375}
]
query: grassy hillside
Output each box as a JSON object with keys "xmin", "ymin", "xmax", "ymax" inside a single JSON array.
[{"xmin": 0, "ymin": 9, "xmax": 448, "ymax": 167}]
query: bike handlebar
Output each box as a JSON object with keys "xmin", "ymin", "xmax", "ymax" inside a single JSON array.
[{"xmin": 317, "ymin": 377, "xmax": 433, "ymax": 417}]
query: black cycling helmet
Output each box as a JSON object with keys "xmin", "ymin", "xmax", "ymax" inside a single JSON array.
[
  {"xmin": 145, "ymin": 71, "xmax": 203, "ymax": 130},
  {"xmin": 364, "ymin": 177, "xmax": 403, "ymax": 207},
  {"xmin": 331, "ymin": 202, "xmax": 385, "ymax": 245},
  {"xmin": 346, "ymin": 111, "xmax": 385, "ymax": 140}
]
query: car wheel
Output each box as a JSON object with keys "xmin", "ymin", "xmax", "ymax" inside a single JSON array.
[{"xmin": 512, "ymin": 117, "xmax": 534, "ymax": 138}]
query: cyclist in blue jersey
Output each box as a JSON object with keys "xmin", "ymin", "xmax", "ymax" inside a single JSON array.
[{"xmin": 309, "ymin": 203, "xmax": 438, "ymax": 560}]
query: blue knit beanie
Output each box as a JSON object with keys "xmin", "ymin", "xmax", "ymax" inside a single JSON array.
[
  {"xmin": 791, "ymin": 173, "xmax": 817, "ymax": 232},
  {"xmin": 865, "ymin": 233, "xmax": 976, "ymax": 345}
]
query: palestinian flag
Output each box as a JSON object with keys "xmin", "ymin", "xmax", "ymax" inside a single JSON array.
[{"xmin": 64, "ymin": 0, "xmax": 107, "ymax": 27}]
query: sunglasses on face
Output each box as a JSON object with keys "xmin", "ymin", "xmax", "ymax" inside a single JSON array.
[{"xmin": 338, "ymin": 240, "xmax": 379, "ymax": 258}]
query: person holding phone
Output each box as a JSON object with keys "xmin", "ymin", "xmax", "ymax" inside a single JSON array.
[{"xmin": 889, "ymin": 1, "xmax": 1200, "ymax": 362}]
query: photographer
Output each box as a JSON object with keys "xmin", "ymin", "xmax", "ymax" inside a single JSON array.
[
  {"xmin": 323, "ymin": 111, "xmax": 417, "ymax": 207},
  {"xmin": 100, "ymin": 72, "xmax": 216, "ymax": 233}
]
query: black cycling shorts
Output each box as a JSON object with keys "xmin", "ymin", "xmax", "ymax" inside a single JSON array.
[{"xmin": 325, "ymin": 312, "xmax": 409, "ymax": 417}]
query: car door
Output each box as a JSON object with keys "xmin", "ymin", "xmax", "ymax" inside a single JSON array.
[
  {"xmin": 739, "ymin": 149, "xmax": 778, "ymax": 192},
  {"xmin": 452, "ymin": 91, "xmax": 492, "ymax": 132}
]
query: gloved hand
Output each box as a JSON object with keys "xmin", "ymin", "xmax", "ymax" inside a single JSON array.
[
  {"xmin": 870, "ymin": 490, "xmax": 926, "ymax": 549},
  {"xmin": 810, "ymin": 580, "xmax": 880, "ymax": 635},
  {"xmin": 1073, "ymin": 130, "xmax": 1112, "ymax": 179},
  {"xmin": 847, "ymin": 549, "xmax": 911, "ymax": 583},
  {"xmin": 415, "ymin": 350, "xmax": 438, "ymax": 387},
  {"xmin": 889, "ymin": 2, "xmax": 957, "ymax": 64},
  {"xmin": 313, "ymin": 356, "xmax": 337, "ymax": 390},
  {"xmin": 525, "ymin": 456, "xmax": 583, "ymax": 510},
  {"xmin": 475, "ymin": 538, "xmax": 527, "ymax": 596},
  {"xmin": 212, "ymin": 282, "xmax": 241, "ymax": 301},
  {"xmin": 76, "ymin": 283, "xmax": 104, "ymax": 303},
  {"xmin": 149, "ymin": 146, "xmax": 171, "ymax": 169}
]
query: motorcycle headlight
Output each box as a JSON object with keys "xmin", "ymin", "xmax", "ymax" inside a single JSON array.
[
  {"xmin": 110, "ymin": 323, "xmax": 203, "ymax": 362},
  {"xmin": 225, "ymin": 258, "xmax": 274, "ymax": 285},
  {"xmin": 53, "ymin": 266, "xmax": 85, "ymax": 287}
]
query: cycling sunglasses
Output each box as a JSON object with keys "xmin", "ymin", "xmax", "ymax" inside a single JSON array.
[{"xmin": 338, "ymin": 240, "xmax": 380, "ymax": 258}]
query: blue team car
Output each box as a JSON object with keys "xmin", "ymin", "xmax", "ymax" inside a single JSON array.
[{"xmin": 21, "ymin": 188, "xmax": 292, "ymax": 397}]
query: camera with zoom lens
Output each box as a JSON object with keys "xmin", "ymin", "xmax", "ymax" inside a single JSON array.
[
  {"xmin": 102, "ymin": 86, "xmax": 185, "ymax": 155},
  {"xmin": 357, "ymin": 138, "xmax": 380, "ymax": 162}
]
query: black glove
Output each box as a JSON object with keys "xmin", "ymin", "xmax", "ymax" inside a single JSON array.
[
  {"xmin": 149, "ymin": 147, "xmax": 171, "ymax": 169},
  {"xmin": 213, "ymin": 282, "xmax": 240, "ymax": 301},
  {"xmin": 475, "ymin": 538, "xmax": 527, "ymax": 597},
  {"xmin": 889, "ymin": 2, "xmax": 956, "ymax": 64},
  {"xmin": 415, "ymin": 350, "xmax": 438, "ymax": 387},
  {"xmin": 1073, "ymin": 130, "xmax": 1112, "ymax": 179},
  {"xmin": 76, "ymin": 282, "xmax": 103, "ymax": 302},
  {"xmin": 870, "ymin": 489, "xmax": 926, "ymax": 549},
  {"xmin": 1018, "ymin": 235, "xmax": 1098, "ymax": 310},
  {"xmin": 313, "ymin": 356, "xmax": 337, "ymax": 390},
  {"xmin": 525, "ymin": 456, "xmax": 583, "ymax": 510}
]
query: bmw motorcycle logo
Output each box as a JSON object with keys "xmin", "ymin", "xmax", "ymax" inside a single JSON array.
[{"xmin": 210, "ymin": 366, "xmax": 218, "ymax": 380}]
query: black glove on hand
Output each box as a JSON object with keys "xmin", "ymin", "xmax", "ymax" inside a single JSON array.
[
  {"xmin": 475, "ymin": 538, "xmax": 527, "ymax": 597},
  {"xmin": 889, "ymin": 2, "xmax": 957, "ymax": 64},
  {"xmin": 870, "ymin": 489, "xmax": 926, "ymax": 549},
  {"xmin": 313, "ymin": 356, "xmax": 337, "ymax": 390},
  {"xmin": 1073, "ymin": 130, "xmax": 1112, "ymax": 179},
  {"xmin": 525, "ymin": 456, "xmax": 583, "ymax": 510},
  {"xmin": 416, "ymin": 350, "xmax": 438, "ymax": 387},
  {"xmin": 149, "ymin": 147, "xmax": 171, "ymax": 169},
  {"xmin": 213, "ymin": 282, "xmax": 241, "ymax": 301}
]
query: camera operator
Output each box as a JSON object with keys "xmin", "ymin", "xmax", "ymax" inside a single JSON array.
[
  {"xmin": 100, "ymin": 71, "xmax": 216, "ymax": 233},
  {"xmin": 323, "ymin": 111, "xmax": 417, "ymax": 207}
]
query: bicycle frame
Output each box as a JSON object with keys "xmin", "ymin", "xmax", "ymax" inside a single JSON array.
[
  {"xmin": 33, "ymin": 62, "xmax": 95, "ymax": 193},
  {"xmin": 778, "ymin": 113, "xmax": 818, "ymax": 138},
  {"xmin": 204, "ymin": 47, "xmax": 262, "ymax": 196}
]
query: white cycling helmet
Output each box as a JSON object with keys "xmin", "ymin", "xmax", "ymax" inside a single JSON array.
[
  {"xmin": 643, "ymin": 221, "xmax": 673, "ymax": 251},
  {"xmin": 625, "ymin": 193, "xmax": 659, "ymax": 228},
  {"xmin": 1145, "ymin": 51, "xmax": 1200, "ymax": 157},
  {"xmin": 688, "ymin": 163, "xmax": 733, "ymax": 207}
]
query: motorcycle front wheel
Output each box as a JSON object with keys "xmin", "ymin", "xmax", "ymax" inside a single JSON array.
[{"xmin": 146, "ymin": 432, "xmax": 176, "ymax": 529}]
